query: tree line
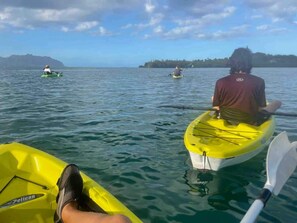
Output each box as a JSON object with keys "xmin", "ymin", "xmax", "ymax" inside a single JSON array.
[{"xmin": 139, "ymin": 52, "xmax": 297, "ymax": 68}]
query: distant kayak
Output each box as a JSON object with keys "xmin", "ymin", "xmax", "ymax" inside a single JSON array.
[
  {"xmin": 170, "ymin": 73, "xmax": 183, "ymax": 79},
  {"xmin": 0, "ymin": 142, "xmax": 142, "ymax": 223},
  {"xmin": 41, "ymin": 72, "xmax": 63, "ymax": 78},
  {"xmin": 172, "ymin": 74, "xmax": 183, "ymax": 79}
]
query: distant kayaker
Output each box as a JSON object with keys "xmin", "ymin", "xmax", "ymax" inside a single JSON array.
[
  {"xmin": 54, "ymin": 164, "xmax": 132, "ymax": 223},
  {"xmin": 172, "ymin": 66, "xmax": 182, "ymax": 76},
  {"xmin": 43, "ymin": 65, "xmax": 52, "ymax": 74},
  {"xmin": 212, "ymin": 47, "xmax": 281, "ymax": 125}
]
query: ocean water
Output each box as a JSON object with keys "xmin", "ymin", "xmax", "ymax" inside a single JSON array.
[{"xmin": 0, "ymin": 68, "xmax": 297, "ymax": 223}]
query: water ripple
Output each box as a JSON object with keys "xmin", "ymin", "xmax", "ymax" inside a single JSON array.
[{"xmin": 1, "ymin": 68, "xmax": 297, "ymax": 223}]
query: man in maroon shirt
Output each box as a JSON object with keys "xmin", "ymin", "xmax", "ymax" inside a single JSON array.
[{"xmin": 212, "ymin": 47, "xmax": 280, "ymax": 125}]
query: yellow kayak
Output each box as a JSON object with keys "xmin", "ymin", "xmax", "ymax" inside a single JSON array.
[
  {"xmin": 172, "ymin": 74, "xmax": 183, "ymax": 79},
  {"xmin": 0, "ymin": 142, "xmax": 142, "ymax": 223},
  {"xmin": 184, "ymin": 111, "xmax": 275, "ymax": 170}
]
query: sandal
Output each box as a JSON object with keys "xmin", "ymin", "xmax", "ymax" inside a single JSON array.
[{"xmin": 54, "ymin": 164, "xmax": 83, "ymax": 223}]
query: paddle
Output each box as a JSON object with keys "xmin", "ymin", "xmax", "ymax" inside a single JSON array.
[
  {"xmin": 159, "ymin": 105, "xmax": 216, "ymax": 111},
  {"xmin": 241, "ymin": 131, "xmax": 297, "ymax": 223},
  {"xmin": 158, "ymin": 105, "xmax": 297, "ymax": 117}
]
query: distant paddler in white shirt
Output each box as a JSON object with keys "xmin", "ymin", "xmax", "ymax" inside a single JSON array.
[{"xmin": 43, "ymin": 65, "xmax": 52, "ymax": 74}]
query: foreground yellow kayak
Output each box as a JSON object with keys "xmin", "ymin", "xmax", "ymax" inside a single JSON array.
[
  {"xmin": 184, "ymin": 111, "xmax": 275, "ymax": 171},
  {"xmin": 0, "ymin": 142, "xmax": 142, "ymax": 223}
]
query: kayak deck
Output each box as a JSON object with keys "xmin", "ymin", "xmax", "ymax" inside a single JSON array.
[
  {"xmin": 184, "ymin": 111, "xmax": 276, "ymax": 159},
  {"xmin": 0, "ymin": 142, "xmax": 141, "ymax": 223},
  {"xmin": 172, "ymin": 74, "xmax": 183, "ymax": 79}
]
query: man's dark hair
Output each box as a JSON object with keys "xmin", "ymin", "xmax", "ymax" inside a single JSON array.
[{"xmin": 228, "ymin": 47, "xmax": 252, "ymax": 74}]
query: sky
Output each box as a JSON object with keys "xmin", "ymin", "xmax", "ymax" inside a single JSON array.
[{"xmin": 0, "ymin": 0, "xmax": 297, "ymax": 67}]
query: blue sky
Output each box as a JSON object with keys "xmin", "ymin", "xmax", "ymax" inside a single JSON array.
[{"xmin": 1, "ymin": 0, "xmax": 297, "ymax": 67}]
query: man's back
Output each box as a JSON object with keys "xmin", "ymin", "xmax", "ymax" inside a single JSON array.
[{"xmin": 212, "ymin": 73, "xmax": 266, "ymax": 116}]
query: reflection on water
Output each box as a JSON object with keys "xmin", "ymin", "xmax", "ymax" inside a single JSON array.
[
  {"xmin": 185, "ymin": 169, "xmax": 213, "ymax": 196},
  {"xmin": 185, "ymin": 168, "xmax": 249, "ymax": 208}
]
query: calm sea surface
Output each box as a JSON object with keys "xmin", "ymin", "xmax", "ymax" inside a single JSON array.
[{"xmin": 0, "ymin": 68, "xmax": 297, "ymax": 223}]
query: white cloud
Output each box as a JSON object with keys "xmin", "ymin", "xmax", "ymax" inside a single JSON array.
[
  {"xmin": 0, "ymin": 6, "xmax": 89, "ymax": 30},
  {"xmin": 269, "ymin": 27, "xmax": 287, "ymax": 33},
  {"xmin": 0, "ymin": 0, "xmax": 296, "ymax": 41},
  {"xmin": 149, "ymin": 13, "xmax": 163, "ymax": 26},
  {"xmin": 121, "ymin": 23, "xmax": 133, "ymax": 29},
  {"xmin": 0, "ymin": 0, "xmax": 142, "ymax": 11},
  {"xmin": 160, "ymin": 23, "xmax": 249, "ymax": 40},
  {"xmin": 203, "ymin": 6, "xmax": 235, "ymax": 21},
  {"xmin": 74, "ymin": 21, "xmax": 98, "ymax": 31},
  {"xmin": 153, "ymin": 25, "xmax": 163, "ymax": 34},
  {"xmin": 256, "ymin": 24, "xmax": 287, "ymax": 33},
  {"xmin": 167, "ymin": 0, "xmax": 231, "ymax": 16},
  {"xmin": 61, "ymin": 21, "xmax": 112, "ymax": 35},
  {"xmin": 145, "ymin": 0, "xmax": 156, "ymax": 14},
  {"xmin": 98, "ymin": 26, "xmax": 107, "ymax": 34},
  {"xmin": 96, "ymin": 26, "xmax": 112, "ymax": 36},
  {"xmin": 159, "ymin": 6, "xmax": 236, "ymax": 40},
  {"xmin": 251, "ymin": 14, "xmax": 263, "ymax": 19},
  {"xmin": 0, "ymin": 0, "xmax": 142, "ymax": 30},
  {"xmin": 122, "ymin": 12, "xmax": 164, "ymax": 30},
  {"xmin": 188, "ymin": 25, "xmax": 249, "ymax": 40},
  {"xmin": 61, "ymin": 26, "xmax": 70, "ymax": 32},
  {"xmin": 245, "ymin": 0, "xmax": 297, "ymax": 22},
  {"xmin": 162, "ymin": 26, "xmax": 193, "ymax": 39},
  {"xmin": 176, "ymin": 6, "xmax": 235, "ymax": 27},
  {"xmin": 0, "ymin": 10, "xmax": 9, "ymax": 20},
  {"xmin": 256, "ymin": 24, "xmax": 269, "ymax": 30}
]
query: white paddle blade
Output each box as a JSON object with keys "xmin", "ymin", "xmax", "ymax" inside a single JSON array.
[
  {"xmin": 265, "ymin": 132, "xmax": 292, "ymax": 190},
  {"xmin": 241, "ymin": 132, "xmax": 297, "ymax": 223},
  {"xmin": 265, "ymin": 131, "xmax": 297, "ymax": 194},
  {"xmin": 273, "ymin": 142, "xmax": 297, "ymax": 195}
]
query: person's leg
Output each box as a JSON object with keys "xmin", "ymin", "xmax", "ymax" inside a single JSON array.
[
  {"xmin": 54, "ymin": 164, "xmax": 132, "ymax": 223},
  {"xmin": 55, "ymin": 164, "xmax": 83, "ymax": 223},
  {"xmin": 62, "ymin": 202, "xmax": 132, "ymax": 223}
]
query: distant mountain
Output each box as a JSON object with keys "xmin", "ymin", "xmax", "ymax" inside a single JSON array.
[{"xmin": 0, "ymin": 54, "xmax": 65, "ymax": 69}]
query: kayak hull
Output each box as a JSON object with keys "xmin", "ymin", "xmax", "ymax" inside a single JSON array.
[
  {"xmin": 188, "ymin": 144, "xmax": 266, "ymax": 170},
  {"xmin": 41, "ymin": 73, "xmax": 63, "ymax": 78},
  {"xmin": 172, "ymin": 74, "xmax": 183, "ymax": 79},
  {"xmin": 184, "ymin": 111, "xmax": 275, "ymax": 171},
  {"xmin": 0, "ymin": 143, "xmax": 141, "ymax": 223}
]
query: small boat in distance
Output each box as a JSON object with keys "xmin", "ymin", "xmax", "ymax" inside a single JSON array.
[
  {"xmin": 171, "ymin": 66, "xmax": 183, "ymax": 79},
  {"xmin": 42, "ymin": 64, "xmax": 63, "ymax": 78}
]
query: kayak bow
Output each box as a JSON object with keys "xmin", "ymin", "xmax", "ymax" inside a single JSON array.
[{"xmin": 0, "ymin": 142, "xmax": 141, "ymax": 223}]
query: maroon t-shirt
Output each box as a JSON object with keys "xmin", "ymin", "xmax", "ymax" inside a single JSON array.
[{"xmin": 212, "ymin": 73, "xmax": 266, "ymax": 116}]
